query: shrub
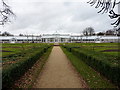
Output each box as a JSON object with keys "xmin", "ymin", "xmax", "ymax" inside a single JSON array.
[
  {"xmin": 62, "ymin": 45, "xmax": 120, "ymax": 87},
  {"xmin": 2, "ymin": 45, "xmax": 51, "ymax": 88}
]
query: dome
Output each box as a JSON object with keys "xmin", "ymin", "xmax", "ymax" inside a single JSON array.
[{"xmin": 53, "ymin": 31, "xmax": 60, "ymax": 35}]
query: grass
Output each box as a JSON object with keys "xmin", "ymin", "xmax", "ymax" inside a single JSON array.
[
  {"xmin": 11, "ymin": 46, "xmax": 52, "ymax": 88},
  {"xmin": 61, "ymin": 46, "xmax": 117, "ymax": 88},
  {"xmin": 2, "ymin": 43, "xmax": 53, "ymax": 67},
  {"xmin": 4, "ymin": 43, "xmax": 51, "ymax": 88},
  {"xmin": 63, "ymin": 43, "xmax": 119, "ymax": 58},
  {"xmin": 103, "ymin": 52, "xmax": 119, "ymax": 57},
  {"xmin": 2, "ymin": 43, "xmax": 52, "ymax": 57}
]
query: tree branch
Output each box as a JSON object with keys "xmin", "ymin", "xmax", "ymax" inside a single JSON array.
[
  {"xmin": 87, "ymin": 0, "xmax": 120, "ymax": 28},
  {"xmin": 0, "ymin": 0, "xmax": 15, "ymax": 25}
]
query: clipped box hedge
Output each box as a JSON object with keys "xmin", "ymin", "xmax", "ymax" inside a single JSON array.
[
  {"xmin": 2, "ymin": 45, "xmax": 51, "ymax": 88},
  {"xmin": 62, "ymin": 45, "xmax": 120, "ymax": 87}
]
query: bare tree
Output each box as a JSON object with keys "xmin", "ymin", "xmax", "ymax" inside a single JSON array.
[
  {"xmin": 87, "ymin": 0, "xmax": 120, "ymax": 29},
  {"xmin": 83, "ymin": 27, "xmax": 95, "ymax": 36},
  {"xmin": 83, "ymin": 29, "xmax": 88, "ymax": 36},
  {"xmin": 105, "ymin": 29, "xmax": 115, "ymax": 35},
  {"xmin": 97, "ymin": 32, "xmax": 105, "ymax": 36},
  {"xmin": 0, "ymin": 0, "xmax": 15, "ymax": 25},
  {"xmin": 2, "ymin": 31, "xmax": 13, "ymax": 36}
]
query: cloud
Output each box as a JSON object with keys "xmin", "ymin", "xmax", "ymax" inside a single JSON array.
[{"xmin": 0, "ymin": 0, "xmax": 114, "ymax": 35}]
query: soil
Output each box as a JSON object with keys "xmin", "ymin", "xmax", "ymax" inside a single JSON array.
[
  {"xmin": 101, "ymin": 49, "xmax": 120, "ymax": 52},
  {"xmin": 33, "ymin": 46, "xmax": 88, "ymax": 88},
  {"xmin": 2, "ymin": 47, "xmax": 21, "ymax": 48},
  {"xmin": 1, "ymin": 50, "xmax": 13, "ymax": 52}
]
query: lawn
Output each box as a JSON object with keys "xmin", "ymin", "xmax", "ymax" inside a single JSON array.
[
  {"xmin": 1, "ymin": 43, "xmax": 51, "ymax": 57},
  {"xmin": 61, "ymin": 46, "xmax": 116, "ymax": 88},
  {"xmin": 2, "ymin": 43, "xmax": 53, "ymax": 68},
  {"xmin": 61, "ymin": 43, "xmax": 119, "ymax": 88},
  {"xmin": 2, "ymin": 43, "xmax": 53, "ymax": 88},
  {"xmin": 64, "ymin": 43, "xmax": 119, "ymax": 57}
]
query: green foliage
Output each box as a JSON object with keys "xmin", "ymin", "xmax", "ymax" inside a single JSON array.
[
  {"xmin": 2, "ymin": 44, "xmax": 52, "ymax": 88},
  {"xmin": 62, "ymin": 43, "xmax": 120, "ymax": 87},
  {"xmin": 2, "ymin": 43, "xmax": 53, "ymax": 57},
  {"xmin": 61, "ymin": 47, "xmax": 116, "ymax": 88}
]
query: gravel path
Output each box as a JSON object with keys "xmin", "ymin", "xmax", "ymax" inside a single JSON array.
[{"xmin": 33, "ymin": 46, "xmax": 88, "ymax": 88}]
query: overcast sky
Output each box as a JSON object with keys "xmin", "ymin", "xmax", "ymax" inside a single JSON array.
[{"xmin": 0, "ymin": 0, "xmax": 118, "ymax": 35}]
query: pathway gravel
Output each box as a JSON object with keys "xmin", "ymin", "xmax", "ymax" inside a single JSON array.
[{"xmin": 33, "ymin": 46, "xmax": 88, "ymax": 88}]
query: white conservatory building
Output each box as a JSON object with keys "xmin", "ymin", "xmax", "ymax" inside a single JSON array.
[
  {"xmin": 42, "ymin": 33, "xmax": 71, "ymax": 43},
  {"xmin": 0, "ymin": 33, "xmax": 71, "ymax": 43},
  {"xmin": 0, "ymin": 33, "xmax": 119, "ymax": 43}
]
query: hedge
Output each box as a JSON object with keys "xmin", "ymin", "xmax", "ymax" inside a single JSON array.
[
  {"xmin": 2, "ymin": 45, "xmax": 51, "ymax": 88},
  {"xmin": 62, "ymin": 45, "xmax": 120, "ymax": 87}
]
